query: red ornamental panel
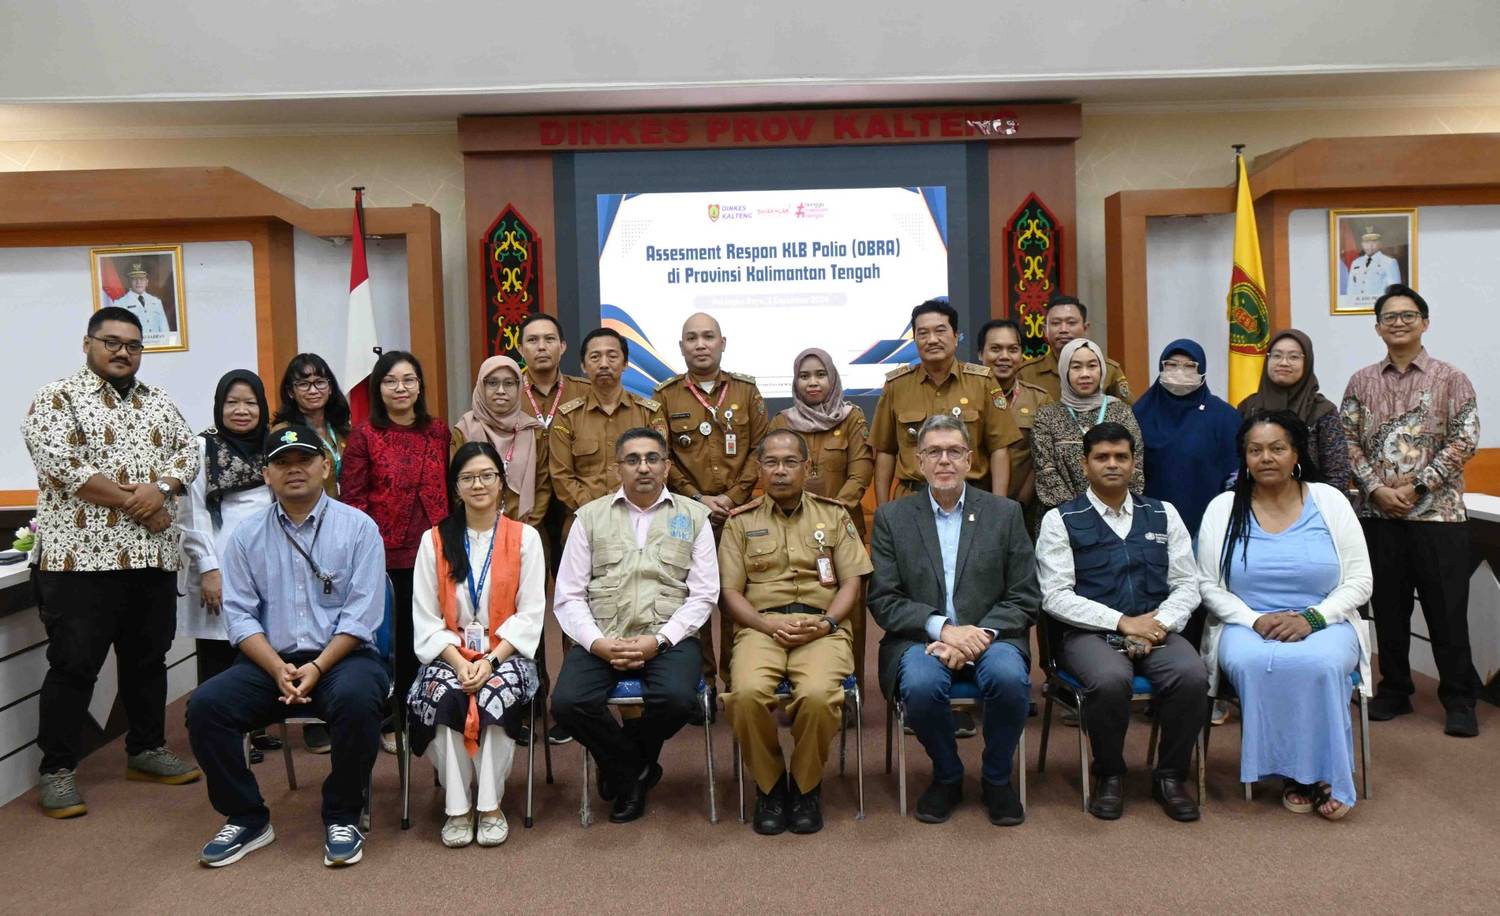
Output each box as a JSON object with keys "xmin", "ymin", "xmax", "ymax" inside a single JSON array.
[
  {"xmin": 1003, "ymin": 193, "xmax": 1064, "ymax": 359},
  {"xmin": 482, "ymin": 205, "xmax": 542, "ymax": 358}
]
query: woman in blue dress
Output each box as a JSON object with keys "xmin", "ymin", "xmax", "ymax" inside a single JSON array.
[{"xmin": 1196, "ymin": 409, "xmax": 1373, "ymax": 819}]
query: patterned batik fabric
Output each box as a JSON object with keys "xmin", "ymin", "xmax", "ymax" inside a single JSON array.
[
  {"xmin": 405, "ymin": 656, "xmax": 540, "ymax": 756},
  {"xmin": 21, "ymin": 367, "xmax": 199, "ymax": 572},
  {"xmin": 1340, "ymin": 350, "xmax": 1480, "ymax": 523}
]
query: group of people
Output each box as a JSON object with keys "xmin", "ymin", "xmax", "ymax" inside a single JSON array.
[{"xmin": 19, "ymin": 282, "xmax": 1482, "ymax": 867}]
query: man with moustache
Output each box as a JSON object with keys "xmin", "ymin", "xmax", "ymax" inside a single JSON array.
[
  {"xmin": 22, "ymin": 306, "xmax": 201, "ymax": 819},
  {"xmin": 977, "ymin": 317, "xmax": 1052, "ymax": 512},
  {"xmin": 1017, "ymin": 296, "xmax": 1132, "ymax": 403}
]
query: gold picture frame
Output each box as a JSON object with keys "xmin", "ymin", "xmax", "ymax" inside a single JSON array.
[
  {"xmin": 90, "ymin": 244, "xmax": 189, "ymax": 352},
  {"xmin": 1329, "ymin": 208, "xmax": 1417, "ymax": 315}
]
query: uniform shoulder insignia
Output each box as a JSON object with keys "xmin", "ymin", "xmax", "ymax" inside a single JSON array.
[
  {"xmin": 654, "ymin": 374, "xmax": 684, "ymax": 393},
  {"xmin": 805, "ymin": 492, "xmax": 843, "ymax": 508},
  {"xmin": 727, "ymin": 370, "xmax": 757, "ymax": 385},
  {"xmin": 961, "ymin": 362, "xmax": 993, "ymax": 377},
  {"xmin": 884, "ymin": 363, "xmax": 917, "ymax": 382},
  {"xmin": 565, "ymin": 373, "xmax": 589, "ymax": 384},
  {"xmin": 1017, "ymin": 378, "xmax": 1050, "ymax": 395},
  {"xmin": 728, "ymin": 496, "xmax": 763, "ymax": 517},
  {"xmin": 637, "ymin": 396, "xmax": 662, "ymax": 412},
  {"xmin": 1020, "ymin": 352, "xmax": 1049, "ymax": 366},
  {"xmin": 558, "ymin": 397, "xmax": 586, "ymax": 415}
]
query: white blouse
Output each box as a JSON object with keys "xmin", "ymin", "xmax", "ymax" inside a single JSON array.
[
  {"xmin": 176, "ymin": 437, "xmax": 275, "ymax": 641},
  {"xmin": 411, "ymin": 522, "xmax": 546, "ymax": 665}
]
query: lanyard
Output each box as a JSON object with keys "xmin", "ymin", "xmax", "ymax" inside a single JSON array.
[
  {"xmin": 686, "ymin": 378, "xmax": 730, "ymax": 429},
  {"xmin": 522, "ymin": 378, "xmax": 564, "ymax": 428},
  {"xmin": 1065, "ymin": 402, "xmax": 1108, "ymax": 430},
  {"xmin": 279, "ymin": 512, "xmax": 332, "ymax": 594},
  {"xmin": 462, "ymin": 517, "xmax": 500, "ymax": 614}
]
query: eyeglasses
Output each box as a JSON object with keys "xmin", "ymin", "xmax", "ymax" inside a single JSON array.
[
  {"xmin": 457, "ymin": 471, "xmax": 501, "ymax": 488},
  {"xmin": 759, "ymin": 457, "xmax": 805, "ymax": 471},
  {"xmin": 89, "ymin": 336, "xmax": 144, "ymax": 355},
  {"xmin": 292, "ymin": 378, "xmax": 330, "ymax": 393},
  {"xmin": 1378, "ymin": 310, "xmax": 1423, "ymax": 327},
  {"xmin": 381, "ymin": 376, "xmax": 420, "ymax": 390},
  {"xmin": 1161, "ymin": 360, "xmax": 1200, "ymax": 372},
  {"xmin": 620, "ymin": 454, "xmax": 666, "ymax": 468},
  {"xmin": 1267, "ymin": 351, "xmax": 1305, "ymax": 364},
  {"xmin": 918, "ymin": 447, "xmax": 971, "ymax": 463},
  {"xmin": 482, "ymin": 376, "xmax": 520, "ymax": 392}
]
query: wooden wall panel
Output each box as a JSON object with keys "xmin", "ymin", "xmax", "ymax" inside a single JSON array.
[{"xmin": 985, "ymin": 140, "xmax": 1078, "ymax": 319}]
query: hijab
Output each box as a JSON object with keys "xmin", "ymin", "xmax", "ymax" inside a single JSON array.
[
  {"xmin": 454, "ymin": 356, "xmax": 541, "ymax": 518},
  {"xmin": 1237, "ymin": 329, "xmax": 1337, "ymax": 427},
  {"xmin": 201, "ymin": 369, "xmax": 269, "ymax": 529},
  {"xmin": 779, "ymin": 348, "xmax": 854, "ymax": 433},
  {"xmin": 1058, "ymin": 338, "xmax": 1108, "ymax": 412},
  {"xmin": 1132, "ymin": 339, "xmax": 1241, "ymax": 534}
]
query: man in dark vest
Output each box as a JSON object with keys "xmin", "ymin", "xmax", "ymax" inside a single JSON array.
[{"xmin": 1035, "ymin": 422, "xmax": 1206, "ymax": 822}]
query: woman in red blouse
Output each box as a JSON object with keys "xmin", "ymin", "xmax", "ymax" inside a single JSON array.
[{"xmin": 342, "ymin": 350, "xmax": 451, "ymax": 747}]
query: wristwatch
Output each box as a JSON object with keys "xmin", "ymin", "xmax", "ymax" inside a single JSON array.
[
  {"xmin": 1413, "ymin": 481, "xmax": 1430, "ymax": 498},
  {"xmin": 154, "ymin": 480, "xmax": 174, "ymax": 498},
  {"xmin": 820, "ymin": 615, "xmax": 838, "ymax": 634},
  {"xmin": 656, "ymin": 634, "xmax": 672, "ymax": 653}
]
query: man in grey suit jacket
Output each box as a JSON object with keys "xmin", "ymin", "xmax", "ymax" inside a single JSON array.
[{"xmin": 869, "ymin": 415, "xmax": 1039, "ymax": 826}]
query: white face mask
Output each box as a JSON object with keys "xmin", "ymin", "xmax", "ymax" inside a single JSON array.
[{"xmin": 1159, "ymin": 367, "xmax": 1204, "ymax": 396}]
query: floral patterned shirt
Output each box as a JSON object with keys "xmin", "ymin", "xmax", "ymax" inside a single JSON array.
[
  {"xmin": 21, "ymin": 367, "xmax": 199, "ymax": 571},
  {"xmin": 1340, "ymin": 349, "xmax": 1479, "ymax": 522}
]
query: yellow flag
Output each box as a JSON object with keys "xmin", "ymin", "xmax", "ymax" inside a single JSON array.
[{"xmin": 1226, "ymin": 155, "xmax": 1270, "ymax": 405}]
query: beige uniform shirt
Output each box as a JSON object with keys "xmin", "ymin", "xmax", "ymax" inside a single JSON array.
[
  {"xmin": 1016, "ymin": 350, "xmax": 1133, "ymax": 404},
  {"xmin": 549, "ymin": 388, "xmax": 668, "ymax": 511},
  {"xmin": 998, "ymin": 379, "xmax": 1053, "ymax": 501},
  {"xmin": 519, "ymin": 369, "xmax": 590, "ymax": 443},
  {"xmin": 769, "ymin": 408, "xmax": 873, "ymax": 538},
  {"xmin": 657, "ymin": 370, "xmax": 770, "ymax": 504},
  {"xmin": 869, "ymin": 361, "xmax": 1021, "ymax": 487},
  {"xmin": 719, "ymin": 492, "xmax": 873, "ymax": 613}
]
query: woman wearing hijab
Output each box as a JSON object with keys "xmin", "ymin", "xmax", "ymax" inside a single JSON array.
[
  {"xmin": 452, "ymin": 356, "xmax": 550, "ymax": 529},
  {"xmin": 178, "ymin": 370, "xmax": 274, "ymax": 684},
  {"xmin": 1132, "ymin": 339, "xmax": 1242, "ymax": 537},
  {"xmin": 1237, "ymin": 330, "xmax": 1351, "ymax": 495},
  {"xmin": 770, "ymin": 348, "xmax": 875, "ymax": 683},
  {"xmin": 1033, "ymin": 338, "xmax": 1145, "ymax": 512}
]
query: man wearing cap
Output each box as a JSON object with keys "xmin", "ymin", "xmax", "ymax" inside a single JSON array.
[
  {"xmin": 1016, "ymin": 295, "xmax": 1132, "ymax": 404},
  {"xmin": 1345, "ymin": 228, "xmax": 1403, "ymax": 305},
  {"xmin": 187, "ymin": 424, "xmax": 390, "ymax": 868},
  {"xmin": 113, "ymin": 264, "xmax": 173, "ymax": 342},
  {"xmin": 719, "ymin": 429, "xmax": 872, "ymax": 835}
]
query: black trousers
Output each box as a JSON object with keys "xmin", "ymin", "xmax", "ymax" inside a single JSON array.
[
  {"xmin": 186, "ymin": 648, "xmax": 389, "ymax": 829},
  {"xmin": 388, "ymin": 566, "xmax": 418, "ymax": 720},
  {"xmin": 550, "ymin": 637, "xmax": 701, "ymax": 785},
  {"xmin": 1059, "ymin": 631, "xmax": 1208, "ymax": 779},
  {"xmin": 195, "ymin": 639, "xmax": 239, "ymax": 686},
  {"xmin": 34, "ymin": 568, "xmax": 177, "ymax": 773},
  {"xmin": 1363, "ymin": 518, "xmax": 1480, "ymax": 710}
]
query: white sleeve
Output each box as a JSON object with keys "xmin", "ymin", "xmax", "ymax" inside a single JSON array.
[
  {"xmin": 1154, "ymin": 503, "xmax": 1202, "ymax": 633},
  {"xmin": 1194, "ymin": 494, "xmax": 1261, "ymax": 629},
  {"xmin": 498, "ymin": 525, "xmax": 546, "ymax": 659},
  {"xmin": 1036, "ymin": 507, "xmax": 1123, "ymax": 632},
  {"xmin": 178, "ymin": 439, "xmax": 216, "ymax": 573},
  {"xmin": 411, "ymin": 531, "xmax": 458, "ymax": 665}
]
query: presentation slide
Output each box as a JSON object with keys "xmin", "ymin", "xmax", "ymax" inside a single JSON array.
[{"xmin": 596, "ymin": 186, "xmax": 948, "ymax": 398}]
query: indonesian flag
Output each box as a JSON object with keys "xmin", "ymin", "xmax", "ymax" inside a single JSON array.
[
  {"xmin": 100, "ymin": 258, "xmax": 126, "ymax": 303},
  {"xmin": 1226, "ymin": 155, "xmax": 1270, "ymax": 406},
  {"xmin": 344, "ymin": 188, "xmax": 378, "ymax": 425}
]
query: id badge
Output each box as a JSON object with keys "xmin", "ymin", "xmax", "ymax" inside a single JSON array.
[
  {"xmin": 463, "ymin": 622, "xmax": 487, "ymax": 654},
  {"xmin": 724, "ymin": 432, "xmax": 738, "ymax": 456},
  {"xmin": 816, "ymin": 554, "xmax": 837, "ymax": 587}
]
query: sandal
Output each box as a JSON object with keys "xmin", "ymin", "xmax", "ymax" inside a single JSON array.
[
  {"xmin": 1311, "ymin": 783, "xmax": 1351, "ymax": 821},
  {"xmin": 1281, "ymin": 780, "xmax": 1314, "ymax": 814}
]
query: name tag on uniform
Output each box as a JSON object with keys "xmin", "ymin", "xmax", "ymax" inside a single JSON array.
[
  {"xmin": 463, "ymin": 622, "xmax": 487, "ymax": 654},
  {"xmin": 670, "ymin": 412, "xmax": 692, "ymax": 420},
  {"xmin": 745, "ymin": 529, "xmax": 769, "ymax": 538},
  {"xmin": 816, "ymin": 555, "xmax": 837, "ymax": 587},
  {"xmin": 724, "ymin": 432, "xmax": 738, "ymax": 456}
]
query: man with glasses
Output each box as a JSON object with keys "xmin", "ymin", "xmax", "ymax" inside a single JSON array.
[
  {"xmin": 719, "ymin": 430, "xmax": 872, "ymax": 835},
  {"xmin": 550, "ymin": 428, "xmax": 718, "ymax": 822},
  {"xmin": 869, "ymin": 415, "xmax": 1038, "ymax": 826},
  {"xmin": 21, "ymin": 307, "xmax": 202, "ymax": 818},
  {"xmin": 1341, "ymin": 284, "xmax": 1482, "ymax": 738}
]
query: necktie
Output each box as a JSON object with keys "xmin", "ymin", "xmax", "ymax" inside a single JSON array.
[{"xmin": 138, "ymin": 294, "xmax": 146, "ymax": 306}]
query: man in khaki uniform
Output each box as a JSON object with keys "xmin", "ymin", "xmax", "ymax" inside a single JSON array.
[
  {"xmin": 977, "ymin": 317, "xmax": 1053, "ymax": 510},
  {"xmin": 551, "ymin": 328, "xmax": 669, "ymax": 516},
  {"xmin": 871, "ymin": 300, "xmax": 1019, "ymax": 504},
  {"xmin": 1016, "ymin": 295, "xmax": 1132, "ymax": 403},
  {"xmin": 720, "ymin": 430, "xmax": 871, "ymax": 836}
]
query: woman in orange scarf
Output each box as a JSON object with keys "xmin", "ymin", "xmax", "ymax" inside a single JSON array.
[{"xmin": 407, "ymin": 442, "xmax": 546, "ymax": 848}]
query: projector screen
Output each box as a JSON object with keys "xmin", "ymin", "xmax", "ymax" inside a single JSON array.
[{"xmin": 596, "ymin": 186, "xmax": 949, "ymax": 398}]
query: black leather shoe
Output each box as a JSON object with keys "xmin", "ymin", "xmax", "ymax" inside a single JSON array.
[
  {"xmin": 607, "ymin": 762, "xmax": 662, "ymax": 822},
  {"xmin": 1368, "ymin": 694, "xmax": 1413, "ymax": 721},
  {"xmin": 1152, "ymin": 775, "xmax": 1200, "ymax": 822},
  {"xmin": 788, "ymin": 783, "xmax": 823, "ymax": 834},
  {"xmin": 1088, "ymin": 775, "xmax": 1124, "ymax": 820},
  {"xmin": 1445, "ymin": 706, "xmax": 1479, "ymax": 738},
  {"xmin": 754, "ymin": 778, "xmax": 789, "ymax": 835},
  {"xmin": 915, "ymin": 780, "xmax": 963, "ymax": 823},
  {"xmin": 982, "ymin": 779, "xmax": 1024, "ymax": 827}
]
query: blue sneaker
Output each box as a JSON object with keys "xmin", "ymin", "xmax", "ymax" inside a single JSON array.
[
  {"xmin": 323, "ymin": 823, "xmax": 364, "ymax": 867},
  {"xmin": 199, "ymin": 821, "xmax": 275, "ymax": 867}
]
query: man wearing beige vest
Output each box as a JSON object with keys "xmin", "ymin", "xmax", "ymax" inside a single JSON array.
[{"xmin": 551, "ymin": 427, "xmax": 718, "ymax": 823}]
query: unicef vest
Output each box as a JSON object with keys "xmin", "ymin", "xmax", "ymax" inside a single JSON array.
[
  {"xmin": 1059, "ymin": 493, "xmax": 1171, "ymax": 621},
  {"xmin": 574, "ymin": 492, "xmax": 710, "ymax": 640}
]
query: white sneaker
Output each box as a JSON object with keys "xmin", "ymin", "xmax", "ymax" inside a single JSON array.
[
  {"xmin": 476, "ymin": 811, "xmax": 509, "ymax": 847},
  {"xmin": 381, "ymin": 732, "xmax": 398, "ymax": 755},
  {"xmin": 441, "ymin": 812, "xmax": 474, "ymax": 848}
]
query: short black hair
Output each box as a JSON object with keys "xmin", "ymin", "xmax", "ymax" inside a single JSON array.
[
  {"xmin": 911, "ymin": 298, "xmax": 959, "ymax": 334},
  {"xmin": 1046, "ymin": 294, "xmax": 1087, "ymax": 323},
  {"xmin": 581, "ymin": 327, "xmax": 629, "ymax": 361},
  {"xmin": 615, "ymin": 426, "xmax": 667, "ymax": 456},
  {"xmin": 1082, "ymin": 421, "xmax": 1136, "ymax": 456},
  {"xmin": 976, "ymin": 318, "xmax": 1022, "ymax": 355},
  {"xmin": 518, "ymin": 312, "xmax": 565, "ymax": 342},
  {"xmin": 368, "ymin": 349, "xmax": 432, "ymax": 429},
  {"xmin": 756, "ymin": 428, "xmax": 809, "ymax": 460},
  {"xmin": 1374, "ymin": 284, "xmax": 1428, "ymax": 319},
  {"xmin": 88, "ymin": 306, "xmax": 143, "ymax": 336}
]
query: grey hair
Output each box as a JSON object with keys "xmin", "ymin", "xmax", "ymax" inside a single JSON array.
[{"xmin": 917, "ymin": 413, "xmax": 971, "ymax": 448}]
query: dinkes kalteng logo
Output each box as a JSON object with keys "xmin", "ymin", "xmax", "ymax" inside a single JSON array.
[
  {"xmin": 707, "ymin": 204, "xmax": 720, "ymax": 222},
  {"xmin": 705, "ymin": 203, "xmax": 751, "ymax": 221}
]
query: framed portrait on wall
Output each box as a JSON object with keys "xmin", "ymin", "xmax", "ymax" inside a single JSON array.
[
  {"xmin": 90, "ymin": 245, "xmax": 188, "ymax": 351},
  {"xmin": 1329, "ymin": 209, "xmax": 1417, "ymax": 315}
]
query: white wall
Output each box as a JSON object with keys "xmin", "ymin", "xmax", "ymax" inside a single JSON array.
[
  {"xmin": 1145, "ymin": 214, "xmax": 1235, "ymax": 395},
  {"xmin": 0, "ymin": 242, "xmax": 257, "ymax": 492},
  {"xmin": 292, "ymin": 231, "xmax": 411, "ymax": 381}
]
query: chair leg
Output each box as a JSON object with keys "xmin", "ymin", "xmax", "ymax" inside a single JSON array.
[
  {"xmin": 884, "ymin": 700, "xmax": 894, "ymax": 775},
  {"xmin": 734, "ymin": 739, "xmax": 746, "ymax": 824},
  {"xmin": 1037, "ymin": 692, "xmax": 1054, "ymax": 774},
  {"xmin": 1244, "ymin": 781, "xmax": 1253, "ymax": 802},
  {"xmin": 1196, "ymin": 729, "xmax": 1206, "ymax": 808},
  {"xmin": 1146, "ymin": 716, "xmax": 1160, "ymax": 770},
  {"xmin": 540, "ymin": 688, "xmax": 555, "ymax": 785},
  {"xmin": 1076, "ymin": 699, "xmax": 1090, "ymax": 812},
  {"xmin": 580, "ymin": 748, "xmax": 592, "ymax": 828},
  {"xmin": 702, "ymin": 688, "xmax": 718, "ymax": 825},
  {"xmin": 280, "ymin": 723, "xmax": 297, "ymax": 790},
  {"xmin": 1358, "ymin": 691, "xmax": 1372, "ymax": 800},
  {"xmin": 853, "ymin": 686, "xmax": 865, "ymax": 821},
  {"xmin": 1017, "ymin": 727, "xmax": 1027, "ymax": 811},
  {"xmin": 242, "ymin": 734, "xmax": 252, "ymax": 768},
  {"xmin": 360, "ymin": 769, "xmax": 373, "ymax": 833},
  {"xmin": 839, "ymin": 701, "xmax": 848, "ymax": 777},
  {"xmin": 525, "ymin": 694, "xmax": 536, "ymax": 828},
  {"xmin": 896, "ymin": 699, "xmax": 908, "ymax": 817}
]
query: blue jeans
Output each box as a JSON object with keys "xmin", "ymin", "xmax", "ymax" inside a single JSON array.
[{"xmin": 899, "ymin": 641, "xmax": 1030, "ymax": 785}]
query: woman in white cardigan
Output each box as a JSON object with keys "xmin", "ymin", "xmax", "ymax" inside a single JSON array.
[
  {"xmin": 407, "ymin": 441, "xmax": 545, "ymax": 848},
  {"xmin": 1196, "ymin": 409, "xmax": 1372, "ymax": 820}
]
